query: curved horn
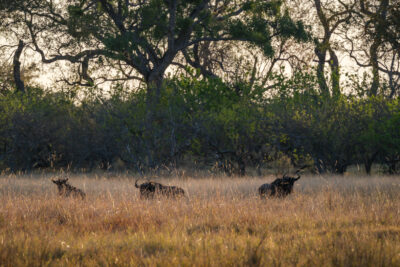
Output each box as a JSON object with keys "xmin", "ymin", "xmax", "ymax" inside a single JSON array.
[
  {"xmin": 296, "ymin": 165, "xmax": 308, "ymax": 173},
  {"xmin": 135, "ymin": 179, "xmax": 141, "ymax": 188},
  {"xmin": 295, "ymin": 165, "xmax": 308, "ymax": 179}
]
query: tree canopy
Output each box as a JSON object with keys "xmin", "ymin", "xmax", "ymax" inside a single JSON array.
[{"xmin": 0, "ymin": 0, "xmax": 309, "ymax": 104}]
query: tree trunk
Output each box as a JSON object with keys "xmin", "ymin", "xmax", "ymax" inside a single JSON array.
[
  {"xmin": 237, "ymin": 156, "xmax": 246, "ymax": 177},
  {"xmin": 329, "ymin": 48, "xmax": 340, "ymax": 97},
  {"xmin": 13, "ymin": 40, "xmax": 25, "ymax": 94},
  {"xmin": 223, "ymin": 159, "xmax": 233, "ymax": 176},
  {"xmin": 369, "ymin": 42, "xmax": 380, "ymax": 96},
  {"xmin": 362, "ymin": 0, "xmax": 389, "ymax": 97},
  {"xmin": 315, "ymin": 45, "xmax": 330, "ymax": 97},
  {"xmin": 364, "ymin": 152, "xmax": 378, "ymax": 175},
  {"xmin": 335, "ymin": 163, "xmax": 347, "ymax": 174},
  {"xmin": 143, "ymin": 74, "xmax": 164, "ymax": 170},
  {"xmin": 364, "ymin": 158, "xmax": 373, "ymax": 175},
  {"xmin": 146, "ymin": 74, "xmax": 163, "ymax": 110}
]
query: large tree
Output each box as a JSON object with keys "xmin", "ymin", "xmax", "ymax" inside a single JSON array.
[
  {"xmin": 312, "ymin": 0, "xmax": 354, "ymax": 98},
  {"xmin": 343, "ymin": 0, "xmax": 400, "ymax": 97},
  {"xmin": 0, "ymin": 0, "xmax": 308, "ymax": 104}
]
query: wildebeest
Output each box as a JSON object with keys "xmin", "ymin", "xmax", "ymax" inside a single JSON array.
[
  {"xmin": 259, "ymin": 166, "xmax": 307, "ymax": 198},
  {"xmin": 52, "ymin": 178, "xmax": 86, "ymax": 199},
  {"xmin": 135, "ymin": 179, "xmax": 185, "ymax": 199}
]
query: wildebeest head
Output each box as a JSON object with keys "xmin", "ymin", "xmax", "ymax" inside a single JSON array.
[
  {"xmin": 52, "ymin": 178, "xmax": 69, "ymax": 191},
  {"xmin": 135, "ymin": 179, "xmax": 156, "ymax": 198},
  {"xmin": 273, "ymin": 173, "xmax": 301, "ymax": 196}
]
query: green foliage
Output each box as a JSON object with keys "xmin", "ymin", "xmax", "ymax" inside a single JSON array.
[
  {"xmin": 0, "ymin": 88, "xmax": 76, "ymax": 170},
  {"xmin": 66, "ymin": 4, "xmax": 99, "ymax": 41},
  {"xmin": 227, "ymin": 2, "xmax": 308, "ymax": 57},
  {"xmin": 0, "ymin": 72, "xmax": 399, "ymax": 174},
  {"xmin": 19, "ymin": 0, "xmax": 310, "ymax": 99}
]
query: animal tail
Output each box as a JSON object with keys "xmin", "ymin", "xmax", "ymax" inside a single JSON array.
[{"xmin": 135, "ymin": 179, "xmax": 141, "ymax": 188}]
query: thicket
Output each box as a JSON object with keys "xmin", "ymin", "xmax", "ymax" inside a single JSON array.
[{"xmin": 0, "ymin": 73, "xmax": 399, "ymax": 175}]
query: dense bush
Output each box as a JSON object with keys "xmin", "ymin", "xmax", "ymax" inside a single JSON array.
[{"xmin": 0, "ymin": 78, "xmax": 399, "ymax": 174}]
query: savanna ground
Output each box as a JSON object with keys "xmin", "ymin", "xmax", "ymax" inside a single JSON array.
[{"xmin": 0, "ymin": 172, "xmax": 400, "ymax": 266}]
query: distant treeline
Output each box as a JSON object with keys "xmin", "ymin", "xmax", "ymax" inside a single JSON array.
[{"xmin": 0, "ymin": 75, "xmax": 399, "ymax": 175}]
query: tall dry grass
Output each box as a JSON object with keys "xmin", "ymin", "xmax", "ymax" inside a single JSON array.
[{"xmin": 0, "ymin": 173, "xmax": 400, "ymax": 266}]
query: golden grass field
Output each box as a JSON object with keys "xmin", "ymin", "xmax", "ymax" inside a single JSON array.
[{"xmin": 0, "ymin": 173, "xmax": 400, "ymax": 266}]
